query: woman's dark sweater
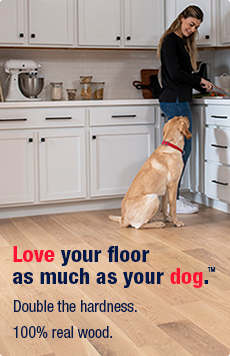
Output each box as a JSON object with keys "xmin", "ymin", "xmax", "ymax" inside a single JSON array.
[{"xmin": 159, "ymin": 32, "xmax": 203, "ymax": 102}]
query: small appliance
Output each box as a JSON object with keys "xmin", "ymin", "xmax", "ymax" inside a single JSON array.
[{"xmin": 4, "ymin": 59, "xmax": 44, "ymax": 102}]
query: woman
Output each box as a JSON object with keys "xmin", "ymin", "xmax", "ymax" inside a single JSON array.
[{"xmin": 157, "ymin": 5, "xmax": 214, "ymax": 214}]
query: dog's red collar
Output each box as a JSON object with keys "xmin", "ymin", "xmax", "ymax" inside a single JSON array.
[{"xmin": 161, "ymin": 140, "xmax": 183, "ymax": 153}]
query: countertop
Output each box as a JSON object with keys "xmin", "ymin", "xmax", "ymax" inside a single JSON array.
[
  {"xmin": 1, "ymin": 97, "xmax": 230, "ymax": 109},
  {"xmin": 0, "ymin": 99, "xmax": 158, "ymax": 109}
]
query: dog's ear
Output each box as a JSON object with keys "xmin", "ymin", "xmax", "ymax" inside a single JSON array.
[{"xmin": 179, "ymin": 116, "xmax": 192, "ymax": 139}]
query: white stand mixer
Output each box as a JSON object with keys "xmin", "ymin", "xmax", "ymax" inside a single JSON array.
[{"xmin": 4, "ymin": 59, "xmax": 44, "ymax": 102}]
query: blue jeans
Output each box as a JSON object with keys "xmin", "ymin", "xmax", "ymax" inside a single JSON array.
[{"xmin": 160, "ymin": 99, "xmax": 192, "ymax": 198}]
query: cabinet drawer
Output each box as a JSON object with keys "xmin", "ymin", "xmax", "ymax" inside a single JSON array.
[
  {"xmin": 89, "ymin": 106, "xmax": 155, "ymax": 126},
  {"xmin": 0, "ymin": 107, "xmax": 85, "ymax": 129},
  {"xmin": 205, "ymin": 127, "xmax": 230, "ymax": 164},
  {"xmin": 205, "ymin": 106, "xmax": 230, "ymax": 126},
  {"xmin": 205, "ymin": 162, "xmax": 230, "ymax": 202}
]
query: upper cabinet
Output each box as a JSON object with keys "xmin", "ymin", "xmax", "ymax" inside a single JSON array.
[
  {"xmin": 0, "ymin": 0, "xmax": 26, "ymax": 45},
  {"xmin": 78, "ymin": 0, "xmax": 121, "ymax": 47},
  {"xmin": 0, "ymin": 0, "xmax": 74, "ymax": 47},
  {"xmin": 219, "ymin": 0, "xmax": 230, "ymax": 45},
  {"xmin": 29, "ymin": 0, "xmax": 74, "ymax": 46},
  {"xmin": 165, "ymin": 0, "xmax": 216, "ymax": 47},
  {"xmin": 78, "ymin": 0, "xmax": 164, "ymax": 48}
]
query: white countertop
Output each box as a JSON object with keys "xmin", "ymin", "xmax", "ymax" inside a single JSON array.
[
  {"xmin": 0, "ymin": 98, "xmax": 158, "ymax": 109},
  {"xmin": 1, "ymin": 97, "xmax": 230, "ymax": 109}
]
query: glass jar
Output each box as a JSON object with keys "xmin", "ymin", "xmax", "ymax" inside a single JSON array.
[
  {"xmin": 80, "ymin": 82, "xmax": 93, "ymax": 100},
  {"xmin": 66, "ymin": 89, "xmax": 77, "ymax": 101},
  {"xmin": 50, "ymin": 82, "xmax": 63, "ymax": 101},
  {"xmin": 92, "ymin": 82, "xmax": 105, "ymax": 100},
  {"xmin": 80, "ymin": 76, "xmax": 93, "ymax": 84}
]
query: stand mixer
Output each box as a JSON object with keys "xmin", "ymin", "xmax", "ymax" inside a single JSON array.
[{"xmin": 4, "ymin": 59, "xmax": 44, "ymax": 102}]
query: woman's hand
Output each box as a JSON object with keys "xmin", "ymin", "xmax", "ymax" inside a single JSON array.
[{"xmin": 200, "ymin": 78, "xmax": 213, "ymax": 91}]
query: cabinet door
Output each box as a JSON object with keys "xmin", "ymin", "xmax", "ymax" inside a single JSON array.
[
  {"xmin": 124, "ymin": 0, "xmax": 164, "ymax": 47},
  {"xmin": 0, "ymin": 0, "xmax": 25, "ymax": 45},
  {"xmin": 39, "ymin": 129, "xmax": 86, "ymax": 202},
  {"xmin": 90, "ymin": 125, "xmax": 155, "ymax": 197},
  {"xmin": 29, "ymin": 0, "xmax": 74, "ymax": 45},
  {"xmin": 165, "ymin": 0, "xmax": 213, "ymax": 46},
  {"xmin": 78, "ymin": 0, "xmax": 121, "ymax": 46},
  {"xmin": 0, "ymin": 131, "xmax": 35, "ymax": 205},
  {"xmin": 189, "ymin": 105, "xmax": 205, "ymax": 194},
  {"xmin": 219, "ymin": 0, "xmax": 230, "ymax": 44}
]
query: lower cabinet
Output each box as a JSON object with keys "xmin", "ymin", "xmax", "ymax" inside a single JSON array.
[
  {"xmin": 189, "ymin": 105, "xmax": 205, "ymax": 194},
  {"xmin": 204, "ymin": 104, "xmax": 230, "ymax": 204},
  {"xmin": 38, "ymin": 128, "xmax": 86, "ymax": 202},
  {"xmin": 0, "ymin": 130, "xmax": 35, "ymax": 205},
  {"xmin": 90, "ymin": 125, "xmax": 155, "ymax": 197}
]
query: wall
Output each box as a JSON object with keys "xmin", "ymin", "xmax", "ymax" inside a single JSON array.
[
  {"xmin": 0, "ymin": 48, "xmax": 160, "ymax": 101},
  {"xmin": 0, "ymin": 47, "xmax": 223, "ymax": 101}
]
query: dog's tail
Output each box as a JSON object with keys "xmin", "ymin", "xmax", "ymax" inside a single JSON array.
[{"xmin": 108, "ymin": 215, "xmax": 121, "ymax": 224}]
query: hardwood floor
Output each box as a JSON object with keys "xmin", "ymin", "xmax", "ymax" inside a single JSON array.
[{"xmin": 0, "ymin": 204, "xmax": 230, "ymax": 356}]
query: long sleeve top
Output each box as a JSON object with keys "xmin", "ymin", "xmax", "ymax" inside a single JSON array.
[{"xmin": 159, "ymin": 32, "xmax": 204, "ymax": 102}]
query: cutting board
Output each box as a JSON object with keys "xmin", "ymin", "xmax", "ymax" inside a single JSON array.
[{"xmin": 140, "ymin": 69, "xmax": 159, "ymax": 98}]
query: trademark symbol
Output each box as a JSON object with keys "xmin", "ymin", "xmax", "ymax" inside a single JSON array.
[{"xmin": 208, "ymin": 267, "xmax": 216, "ymax": 272}]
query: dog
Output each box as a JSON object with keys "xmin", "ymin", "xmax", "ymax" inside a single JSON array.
[{"xmin": 108, "ymin": 116, "xmax": 192, "ymax": 229}]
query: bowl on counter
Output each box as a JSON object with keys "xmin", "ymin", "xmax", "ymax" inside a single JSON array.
[{"xmin": 19, "ymin": 73, "xmax": 44, "ymax": 98}]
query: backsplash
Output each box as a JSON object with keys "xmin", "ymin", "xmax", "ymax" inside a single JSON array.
[{"xmin": 0, "ymin": 47, "xmax": 226, "ymax": 101}]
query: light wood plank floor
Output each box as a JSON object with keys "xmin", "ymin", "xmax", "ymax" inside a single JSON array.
[{"xmin": 0, "ymin": 204, "xmax": 230, "ymax": 356}]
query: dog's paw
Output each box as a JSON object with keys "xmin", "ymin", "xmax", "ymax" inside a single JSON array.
[
  {"xmin": 174, "ymin": 220, "xmax": 185, "ymax": 227},
  {"xmin": 164, "ymin": 214, "xmax": 173, "ymax": 223}
]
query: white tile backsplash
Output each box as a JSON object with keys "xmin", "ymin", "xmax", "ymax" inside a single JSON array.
[{"xmin": 0, "ymin": 47, "xmax": 228, "ymax": 101}]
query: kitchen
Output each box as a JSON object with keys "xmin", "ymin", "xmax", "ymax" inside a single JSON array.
[{"xmin": 0, "ymin": 1, "xmax": 230, "ymax": 356}]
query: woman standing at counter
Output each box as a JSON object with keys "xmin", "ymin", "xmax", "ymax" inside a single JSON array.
[{"xmin": 157, "ymin": 5, "xmax": 214, "ymax": 214}]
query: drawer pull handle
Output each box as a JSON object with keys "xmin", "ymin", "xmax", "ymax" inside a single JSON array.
[
  {"xmin": 41, "ymin": 137, "xmax": 45, "ymax": 142},
  {"xmin": 92, "ymin": 135, "xmax": 97, "ymax": 140},
  {"xmin": 211, "ymin": 115, "xmax": 228, "ymax": 119},
  {"xmin": 28, "ymin": 138, "xmax": 33, "ymax": 143},
  {"xmin": 211, "ymin": 179, "xmax": 228, "ymax": 186},
  {"xmin": 211, "ymin": 144, "xmax": 228, "ymax": 149},
  {"xmin": 45, "ymin": 117, "xmax": 72, "ymax": 120},
  {"xmin": 111, "ymin": 115, "xmax": 136, "ymax": 118},
  {"xmin": 0, "ymin": 118, "xmax": 27, "ymax": 122}
]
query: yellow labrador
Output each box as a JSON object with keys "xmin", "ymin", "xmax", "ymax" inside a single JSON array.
[{"xmin": 108, "ymin": 116, "xmax": 192, "ymax": 229}]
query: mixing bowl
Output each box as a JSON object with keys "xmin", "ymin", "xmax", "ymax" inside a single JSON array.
[{"xmin": 19, "ymin": 73, "xmax": 44, "ymax": 98}]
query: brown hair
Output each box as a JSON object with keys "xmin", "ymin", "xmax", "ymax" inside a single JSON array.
[{"xmin": 157, "ymin": 5, "xmax": 203, "ymax": 71}]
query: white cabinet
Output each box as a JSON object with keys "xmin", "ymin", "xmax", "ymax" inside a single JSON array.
[
  {"xmin": 219, "ymin": 0, "xmax": 230, "ymax": 45},
  {"xmin": 189, "ymin": 105, "xmax": 205, "ymax": 194},
  {"xmin": 0, "ymin": 106, "xmax": 86, "ymax": 207},
  {"xmin": 29, "ymin": 0, "xmax": 74, "ymax": 46},
  {"xmin": 78, "ymin": 0, "xmax": 164, "ymax": 48},
  {"xmin": 165, "ymin": 0, "xmax": 215, "ymax": 46},
  {"xmin": 0, "ymin": 130, "xmax": 35, "ymax": 205},
  {"xmin": 0, "ymin": 0, "xmax": 74, "ymax": 47},
  {"xmin": 204, "ymin": 104, "xmax": 230, "ymax": 203},
  {"xmin": 124, "ymin": 0, "xmax": 164, "ymax": 47},
  {"xmin": 78, "ymin": 0, "xmax": 121, "ymax": 47},
  {"xmin": 89, "ymin": 105, "xmax": 156, "ymax": 197},
  {"xmin": 39, "ymin": 128, "xmax": 86, "ymax": 201},
  {"xmin": 0, "ymin": 0, "xmax": 26, "ymax": 45}
]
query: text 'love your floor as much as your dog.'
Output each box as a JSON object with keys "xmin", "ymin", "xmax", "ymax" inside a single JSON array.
[{"xmin": 12, "ymin": 245, "xmax": 213, "ymax": 289}]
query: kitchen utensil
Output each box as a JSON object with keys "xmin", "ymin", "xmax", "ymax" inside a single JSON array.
[
  {"xmin": 19, "ymin": 73, "xmax": 44, "ymax": 99},
  {"xmin": 133, "ymin": 69, "xmax": 160, "ymax": 98},
  {"xmin": 4, "ymin": 59, "xmax": 43, "ymax": 101},
  {"xmin": 211, "ymin": 85, "xmax": 230, "ymax": 97}
]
